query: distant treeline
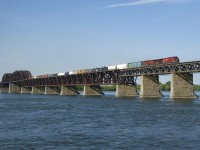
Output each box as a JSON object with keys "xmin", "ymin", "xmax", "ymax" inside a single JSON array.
[
  {"xmin": 159, "ymin": 82, "xmax": 200, "ymax": 91},
  {"xmin": 76, "ymin": 82, "xmax": 200, "ymax": 91},
  {"xmin": 76, "ymin": 85, "xmax": 116, "ymax": 91}
]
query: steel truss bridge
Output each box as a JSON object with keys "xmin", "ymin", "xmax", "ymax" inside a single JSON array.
[{"xmin": 1, "ymin": 60, "xmax": 200, "ymax": 88}]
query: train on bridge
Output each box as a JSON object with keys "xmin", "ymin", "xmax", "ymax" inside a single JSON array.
[
  {"xmin": 1, "ymin": 56, "xmax": 199, "ymax": 99},
  {"xmin": 34, "ymin": 56, "xmax": 179, "ymax": 78}
]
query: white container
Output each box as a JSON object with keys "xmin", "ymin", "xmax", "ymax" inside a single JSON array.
[
  {"xmin": 58, "ymin": 73, "xmax": 65, "ymax": 76},
  {"xmin": 69, "ymin": 71, "xmax": 78, "ymax": 75},
  {"xmin": 108, "ymin": 65, "xmax": 117, "ymax": 70},
  {"xmin": 69, "ymin": 71, "xmax": 74, "ymax": 75},
  {"xmin": 117, "ymin": 64, "xmax": 128, "ymax": 69}
]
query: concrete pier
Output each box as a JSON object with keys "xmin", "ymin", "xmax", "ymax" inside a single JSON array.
[
  {"xmin": 0, "ymin": 87, "xmax": 9, "ymax": 93},
  {"xmin": 9, "ymin": 83, "xmax": 21, "ymax": 93},
  {"xmin": 83, "ymin": 85, "xmax": 104, "ymax": 96},
  {"xmin": 21, "ymin": 87, "xmax": 31, "ymax": 94},
  {"xmin": 44, "ymin": 86, "xmax": 59, "ymax": 95},
  {"xmin": 31, "ymin": 87, "xmax": 44, "ymax": 94},
  {"xmin": 115, "ymin": 84, "xmax": 139, "ymax": 97},
  {"xmin": 170, "ymin": 73, "xmax": 198, "ymax": 99},
  {"xmin": 140, "ymin": 75, "xmax": 163, "ymax": 98},
  {"xmin": 60, "ymin": 86, "xmax": 79, "ymax": 96}
]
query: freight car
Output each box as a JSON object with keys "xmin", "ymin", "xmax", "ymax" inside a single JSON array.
[
  {"xmin": 58, "ymin": 56, "xmax": 180, "ymax": 76},
  {"xmin": 127, "ymin": 61, "xmax": 143, "ymax": 68},
  {"xmin": 108, "ymin": 64, "xmax": 128, "ymax": 70},
  {"xmin": 35, "ymin": 74, "xmax": 49, "ymax": 78},
  {"xmin": 91, "ymin": 67, "xmax": 108, "ymax": 72},
  {"xmin": 58, "ymin": 73, "xmax": 65, "ymax": 76},
  {"xmin": 48, "ymin": 74, "xmax": 58, "ymax": 77}
]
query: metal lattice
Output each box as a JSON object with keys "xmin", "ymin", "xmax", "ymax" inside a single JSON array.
[
  {"xmin": 2, "ymin": 73, "xmax": 13, "ymax": 83},
  {"xmin": 12, "ymin": 70, "xmax": 32, "ymax": 82}
]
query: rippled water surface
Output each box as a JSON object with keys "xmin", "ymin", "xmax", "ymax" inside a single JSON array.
[{"xmin": 1, "ymin": 92, "xmax": 200, "ymax": 149}]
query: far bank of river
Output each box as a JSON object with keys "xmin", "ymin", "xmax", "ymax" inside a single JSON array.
[{"xmin": 76, "ymin": 84, "xmax": 200, "ymax": 91}]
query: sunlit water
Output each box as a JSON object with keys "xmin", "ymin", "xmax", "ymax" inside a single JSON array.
[{"xmin": 1, "ymin": 91, "xmax": 200, "ymax": 149}]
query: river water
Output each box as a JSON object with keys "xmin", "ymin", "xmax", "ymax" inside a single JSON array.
[{"xmin": 1, "ymin": 92, "xmax": 200, "ymax": 149}]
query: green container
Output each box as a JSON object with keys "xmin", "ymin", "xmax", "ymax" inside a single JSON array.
[
  {"xmin": 128, "ymin": 61, "xmax": 143, "ymax": 68},
  {"xmin": 128, "ymin": 63, "xmax": 133, "ymax": 68}
]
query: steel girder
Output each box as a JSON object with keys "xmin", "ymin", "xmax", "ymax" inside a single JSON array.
[
  {"xmin": 120, "ymin": 61, "xmax": 200, "ymax": 77},
  {"xmin": 22, "ymin": 70, "xmax": 120, "ymax": 87}
]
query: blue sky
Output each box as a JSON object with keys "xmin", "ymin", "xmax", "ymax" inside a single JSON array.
[{"xmin": 0, "ymin": 0, "xmax": 200, "ymax": 83}]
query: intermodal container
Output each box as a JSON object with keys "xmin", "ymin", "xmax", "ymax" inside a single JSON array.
[
  {"xmin": 36, "ymin": 74, "xmax": 49, "ymax": 78},
  {"xmin": 58, "ymin": 73, "xmax": 65, "ymax": 76},
  {"xmin": 77, "ymin": 69, "xmax": 92, "ymax": 74},
  {"xmin": 69, "ymin": 71, "xmax": 78, "ymax": 75},
  {"xmin": 100, "ymin": 67, "xmax": 108, "ymax": 71},
  {"xmin": 117, "ymin": 64, "xmax": 128, "ymax": 69},
  {"xmin": 48, "ymin": 74, "xmax": 58, "ymax": 77},
  {"xmin": 92, "ymin": 67, "xmax": 108, "ymax": 72},
  {"xmin": 128, "ymin": 61, "xmax": 143, "ymax": 68},
  {"xmin": 86, "ymin": 69, "xmax": 92, "ymax": 73},
  {"xmin": 108, "ymin": 65, "xmax": 117, "ymax": 70}
]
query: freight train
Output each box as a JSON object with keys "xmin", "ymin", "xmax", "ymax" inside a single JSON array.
[{"xmin": 34, "ymin": 56, "xmax": 179, "ymax": 78}]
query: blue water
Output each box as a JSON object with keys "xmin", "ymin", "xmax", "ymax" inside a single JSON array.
[{"xmin": 1, "ymin": 92, "xmax": 200, "ymax": 149}]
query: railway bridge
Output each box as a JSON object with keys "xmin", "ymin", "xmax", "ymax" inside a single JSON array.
[{"xmin": 0, "ymin": 60, "xmax": 200, "ymax": 99}]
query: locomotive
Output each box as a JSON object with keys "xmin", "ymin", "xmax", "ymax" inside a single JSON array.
[{"xmin": 143, "ymin": 56, "xmax": 179, "ymax": 66}]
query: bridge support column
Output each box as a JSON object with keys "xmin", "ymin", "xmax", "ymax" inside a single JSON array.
[
  {"xmin": 170, "ymin": 73, "xmax": 198, "ymax": 99},
  {"xmin": 60, "ymin": 86, "xmax": 79, "ymax": 96},
  {"xmin": 44, "ymin": 86, "xmax": 59, "ymax": 95},
  {"xmin": 83, "ymin": 85, "xmax": 104, "ymax": 96},
  {"xmin": 21, "ymin": 87, "xmax": 31, "ymax": 94},
  {"xmin": 31, "ymin": 87, "xmax": 44, "ymax": 94},
  {"xmin": 140, "ymin": 75, "xmax": 162, "ymax": 98},
  {"xmin": 115, "ymin": 84, "xmax": 139, "ymax": 97},
  {"xmin": 0, "ymin": 87, "xmax": 9, "ymax": 93},
  {"xmin": 9, "ymin": 83, "xmax": 21, "ymax": 93}
]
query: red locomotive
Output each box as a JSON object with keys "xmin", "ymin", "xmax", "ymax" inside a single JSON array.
[{"xmin": 144, "ymin": 56, "xmax": 179, "ymax": 66}]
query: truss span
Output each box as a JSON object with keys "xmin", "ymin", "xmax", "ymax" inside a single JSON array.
[
  {"xmin": 2, "ymin": 73, "xmax": 13, "ymax": 83},
  {"xmin": 12, "ymin": 70, "xmax": 32, "ymax": 82}
]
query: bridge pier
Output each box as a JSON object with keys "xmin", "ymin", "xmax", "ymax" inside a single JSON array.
[
  {"xmin": 170, "ymin": 73, "xmax": 198, "ymax": 99},
  {"xmin": 115, "ymin": 84, "xmax": 139, "ymax": 97},
  {"xmin": 83, "ymin": 85, "xmax": 104, "ymax": 96},
  {"xmin": 9, "ymin": 83, "xmax": 21, "ymax": 94},
  {"xmin": 0, "ymin": 87, "xmax": 9, "ymax": 93},
  {"xmin": 60, "ymin": 86, "xmax": 79, "ymax": 96},
  {"xmin": 21, "ymin": 87, "xmax": 31, "ymax": 94},
  {"xmin": 140, "ymin": 75, "xmax": 163, "ymax": 98},
  {"xmin": 44, "ymin": 86, "xmax": 59, "ymax": 95},
  {"xmin": 31, "ymin": 87, "xmax": 45, "ymax": 94}
]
